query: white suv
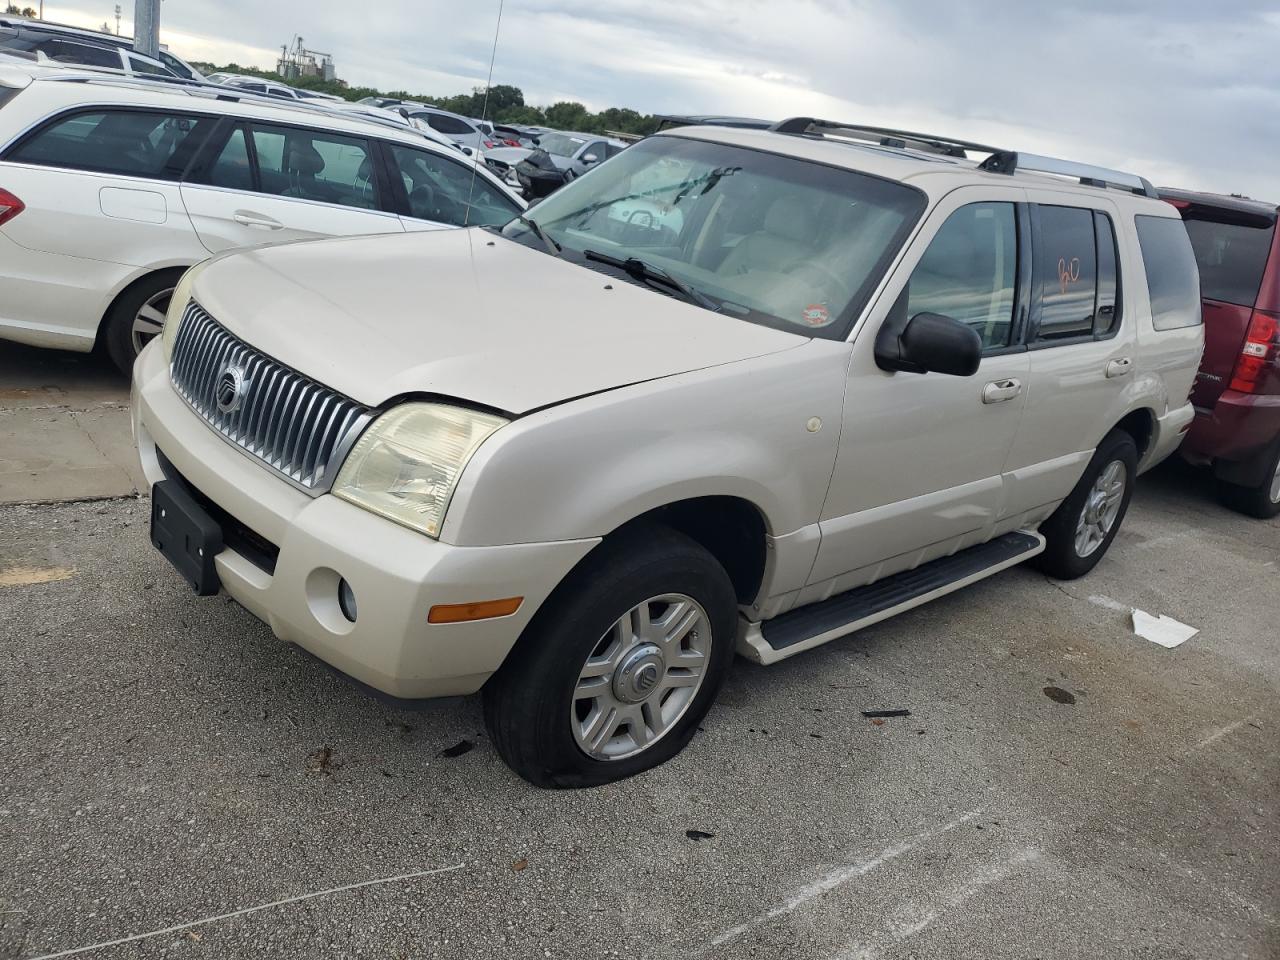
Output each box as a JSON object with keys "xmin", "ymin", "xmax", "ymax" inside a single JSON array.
[
  {"xmin": 132, "ymin": 118, "xmax": 1204, "ymax": 787},
  {"xmin": 0, "ymin": 64, "xmax": 524, "ymax": 372}
]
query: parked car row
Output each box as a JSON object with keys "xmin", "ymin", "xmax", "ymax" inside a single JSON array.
[
  {"xmin": 0, "ymin": 14, "xmax": 202, "ymax": 79},
  {"xmin": 0, "ymin": 60, "xmax": 524, "ymax": 373},
  {"xmin": 1, "ymin": 46, "xmax": 1274, "ymax": 788}
]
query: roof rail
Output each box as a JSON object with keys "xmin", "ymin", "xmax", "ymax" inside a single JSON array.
[
  {"xmin": 978, "ymin": 152, "xmax": 1158, "ymax": 198},
  {"xmin": 770, "ymin": 117, "xmax": 1005, "ymax": 159},
  {"xmin": 42, "ymin": 71, "xmax": 415, "ymax": 136},
  {"xmin": 771, "ymin": 116, "xmax": 1158, "ymax": 198}
]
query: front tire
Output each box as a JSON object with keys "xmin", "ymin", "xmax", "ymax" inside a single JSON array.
[
  {"xmin": 483, "ymin": 527, "xmax": 737, "ymax": 788},
  {"xmin": 102, "ymin": 270, "xmax": 185, "ymax": 376},
  {"xmin": 1034, "ymin": 428, "xmax": 1138, "ymax": 580}
]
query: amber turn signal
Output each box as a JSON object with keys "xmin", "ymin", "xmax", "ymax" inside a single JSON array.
[{"xmin": 428, "ymin": 596, "xmax": 523, "ymax": 624}]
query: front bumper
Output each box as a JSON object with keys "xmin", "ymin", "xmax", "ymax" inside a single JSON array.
[{"xmin": 131, "ymin": 343, "xmax": 599, "ymax": 698}]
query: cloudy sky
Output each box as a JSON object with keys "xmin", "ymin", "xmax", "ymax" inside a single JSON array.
[{"xmin": 43, "ymin": 0, "xmax": 1280, "ymax": 200}]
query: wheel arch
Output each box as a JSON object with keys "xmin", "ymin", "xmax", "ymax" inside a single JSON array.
[
  {"xmin": 1110, "ymin": 406, "xmax": 1157, "ymax": 459},
  {"xmin": 607, "ymin": 495, "xmax": 770, "ymax": 607},
  {"xmin": 93, "ymin": 263, "xmax": 192, "ymax": 350}
]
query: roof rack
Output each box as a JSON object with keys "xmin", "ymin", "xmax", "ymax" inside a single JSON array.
[
  {"xmin": 41, "ymin": 70, "xmax": 416, "ymax": 136},
  {"xmin": 770, "ymin": 117, "xmax": 1158, "ymax": 198}
]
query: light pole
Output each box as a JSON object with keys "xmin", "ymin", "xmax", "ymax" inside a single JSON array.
[
  {"xmin": 133, "ymin": 0, "xmax": 159, "ymax": 57},
  {"xmin": 114, "ymin": 4, "xmax": 121, "ymax": 35}
]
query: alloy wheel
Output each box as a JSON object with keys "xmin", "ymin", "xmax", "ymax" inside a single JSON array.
[
  {"xmin": 571, "ymin": 593, "xmax": 710, "ymax": 761},
  {"xmin": 1074, "ymin": 459, "xmax": 1127, "ymax": 557},
  {"xmin": 131, "ymin": 287, "xmax": 174, "ymax": 356}
]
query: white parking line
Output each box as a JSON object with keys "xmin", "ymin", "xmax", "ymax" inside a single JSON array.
[
  {"xmin": 25, "ymin": 863, "xmax": 466, "ymax": 960},
  {"xmin": 702, "ymin": 809, "xmax": 983, "ymax": 952},
  {"xmin": 1193, "ymin": 718, "xmax": 1252, "ymax": 751}
]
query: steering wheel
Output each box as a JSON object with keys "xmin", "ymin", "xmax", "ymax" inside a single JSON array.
[{"xmin": 785, "ymin": 261, "xmax": 853, "ymax": 303}]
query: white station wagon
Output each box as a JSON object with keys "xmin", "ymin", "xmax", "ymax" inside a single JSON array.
[
  {"xmin": 132, "ymin": 118, "xmax": 1204, "ymax": 786},
  {"xmin": 0, "ymin": 63, "xmax": 523, "ymax": 372}
]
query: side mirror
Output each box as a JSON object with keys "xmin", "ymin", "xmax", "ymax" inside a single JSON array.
[
  {"xmin": 875, "ymin": 310, "xmax": 981, "ymax": 376},
  {"xmin": 398, "ymin": 107, "xmax": 410, "ymax": 118},
  {"xmin": 581, "ymin": 152, "xmax": 599, "ymax": 165}
]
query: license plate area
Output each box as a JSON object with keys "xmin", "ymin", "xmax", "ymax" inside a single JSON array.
[{"xmin": 150, "ymin": 479, "xmax": 223, "ymax": 596}]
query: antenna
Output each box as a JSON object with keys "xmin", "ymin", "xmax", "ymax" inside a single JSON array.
[{"xmin": 464, "ymin": 0, "xmax": 505, "ymax": 228}]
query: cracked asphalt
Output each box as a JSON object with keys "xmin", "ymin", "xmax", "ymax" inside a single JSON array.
[{"xmin": 1, "ymin": 351, "xmax": 1277, "ymax": 960}]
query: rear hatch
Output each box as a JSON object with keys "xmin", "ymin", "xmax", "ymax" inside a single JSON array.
[{"xmin": 1168, "ymin": 197, "xmax": 1278, "ymax": 407}]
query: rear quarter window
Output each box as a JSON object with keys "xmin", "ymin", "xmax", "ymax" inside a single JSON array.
[
  {"xmin": 4, "ymin": 109, "xmax": 212, "ymax": 181},
  {"xmin": 1135, "ymin": 215, "xmax": 1202, "ymax": 330},
  {"xmin": 1182, "ymin": 217, "xmax": 1275, "ymax": 307}
]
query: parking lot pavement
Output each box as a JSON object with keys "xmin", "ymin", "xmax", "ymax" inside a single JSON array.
[
  {"xmin": 0, "ymin": 345, "xmax": 141, "ymax": 506},
  {"xmin": 1, "ymin": 374, "xmax": 1277, "ymax": 960}
]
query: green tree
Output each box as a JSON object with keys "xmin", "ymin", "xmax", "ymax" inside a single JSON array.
[{"xmin": 543, "ymin": 101, "xmax": 590, "ymax": 131}]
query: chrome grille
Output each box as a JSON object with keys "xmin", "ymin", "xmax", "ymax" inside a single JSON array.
[{"xmin": 168, "ymin": 302, "xmax": 371, "ymax": 493}]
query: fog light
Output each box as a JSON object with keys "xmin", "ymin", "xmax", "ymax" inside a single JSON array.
[{"xmin": 338, "ymin": 578, "xmax": 357, "ymax": 623}]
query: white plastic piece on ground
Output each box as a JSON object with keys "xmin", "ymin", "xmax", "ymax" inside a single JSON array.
[{"xmin": 1132, "ymin": 609, "xmax": 1199, "ymax": 648}]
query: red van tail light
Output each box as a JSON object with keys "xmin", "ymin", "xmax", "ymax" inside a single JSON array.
[
  {"xmin": 1229, "ymin": 308, "xmax": 1280, "ymax": 393},
  {"xmin": 0, "ymin": 188, "xmax": 23, "ymax": 227}
]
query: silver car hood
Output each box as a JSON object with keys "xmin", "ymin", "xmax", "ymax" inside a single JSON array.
[{"xmin": 189, "ymin": 229, "xmax": 805, "ymax": 414}]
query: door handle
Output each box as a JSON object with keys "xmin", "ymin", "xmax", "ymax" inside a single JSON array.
[
  {"xmin": 982, "ymin": 378, "xmax": 1022, "ymax": 404},
  {"xmin": 1106, "ymin": 357, "xmax": 1133, "ymax": 378},
  {"xmin": 232, "ymin": 210, "xmax": 284, "ymax": 230}
]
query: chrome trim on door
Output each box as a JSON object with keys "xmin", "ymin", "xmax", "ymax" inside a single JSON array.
[{"xmin": 982, "ymin": 378, "xmax": 1022, "ymax": 404}]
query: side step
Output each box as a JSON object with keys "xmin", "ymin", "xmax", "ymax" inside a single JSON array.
[{"xmin": 741, "ymin": 530, "xmax": 1044, "ymax": 665}]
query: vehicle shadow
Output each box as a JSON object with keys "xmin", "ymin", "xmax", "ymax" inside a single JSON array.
[{"xmin": 0, "ymin": 341, "xmax": 128, "ymax": 408}]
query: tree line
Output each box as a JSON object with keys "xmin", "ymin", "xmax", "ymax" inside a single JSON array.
[{"xmin": 193, "ymin": 64, "xmax": 662, "ymax": 137}]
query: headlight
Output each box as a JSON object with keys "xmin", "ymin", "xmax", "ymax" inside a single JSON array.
[
  {"xmin": 161, "ymin": 264, "xmax": 201, "ymax": 361},
  {"xmin": 332, "ymin": 403, "xmax": 508, "ymax": 538}
]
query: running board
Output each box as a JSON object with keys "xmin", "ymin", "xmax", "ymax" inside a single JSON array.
[{"xmin": 739, "ymin": 530, "xmax": 1045, "ymax": 665}]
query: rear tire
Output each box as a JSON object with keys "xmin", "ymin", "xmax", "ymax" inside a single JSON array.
[
  {"xmin": 1217, "ymin": 439, "xmax": 1280, "ymax": 519},
  {"xmin": 483, "ymin": 526, "xmax": 737, "ymax": 788},
  {"xmin": 1034, "ymin": 429, "xmax": 1138, "ymax": 580},
  {"xmin": 102, "ymin": 269, "xmax": 185, "ymax": 376}
]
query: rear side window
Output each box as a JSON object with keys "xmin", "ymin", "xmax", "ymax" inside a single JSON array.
[
  {"xmin": 426, "ymin": 114, "xmax": 474, "ymax": 136},
  {"xmin": 248, "ymin": 124, "xmax": 377, "ymax": 210},
  {"xmin": 1034, "ymin": 205, "xmax": 1098, "ymax": 341},
  {"xmin": 127, "ymin": 53, "xmax": 168, "ymax": 76},
  {"xmin": 206, "ymin": 126, "xmax": 253, "ymax": 191},
  {"xmin": 1182, "ymin": 217, "xmax": 1274, "ymax": 307},
  {"xmin": 1136, "ymin": 216, "xmax": 1202, "ymax": 329},
  {"xmin": 907, "ymin": 201, "xmax": 1018, "ymax": 351},
  {"xmin": 32, "ymin": 38, "xmax": 119, "ymax": 69},
  {"xmin": 5, "ymin": 109, "xmax": 211, "ymax": 181}
]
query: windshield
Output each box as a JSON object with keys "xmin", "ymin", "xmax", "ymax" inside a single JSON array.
[
  {"xmin": 501, "ymin": 135, "xmax": 926, "ymax": 338},
  {"xmin": 536, "ymin": 132, "xmax": 588, "ymax": 158}
]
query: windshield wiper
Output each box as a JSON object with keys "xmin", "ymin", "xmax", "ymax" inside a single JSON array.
[
  {"xmin": 582, "ymin": 250, "xmax": 720, "ymax": 313},
  {"xmin": 516, "ymin": 213, "xmax": 560, "ymax": 257}
]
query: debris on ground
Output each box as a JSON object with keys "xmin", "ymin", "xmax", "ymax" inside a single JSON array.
[
  {"xmin": 861, "ymin": 709, "xmax": 912, "ymax": 719},
  {"xmin": 1132, "ymin": 609, "xmax": 1199, "ymax": 648},
  {"xmin": 305, "ymin": 745, "xmax": 336, "ymax": 774},
  {"xmin": 685, "ymin": 830, "xmax": 715, "ymax": 841},
  {"xmin": 512, "ymin": 858, "xmax": 528, "ymax": 872},
  {"xmin": 1043, "ymin": 686, "xmax": 1077, "ymax": 705},
  {"xmin": 437, "ymin": 739, "xmax": 475, "ymax": 758}
]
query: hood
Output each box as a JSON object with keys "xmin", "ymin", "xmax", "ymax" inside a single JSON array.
[{"xmin": 189, "ymin": 230, "xmax": 805, "ymax": 414}]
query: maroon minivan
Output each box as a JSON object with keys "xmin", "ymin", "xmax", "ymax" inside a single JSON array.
[{"xmin": 1161, "ymin": 189, "xmax": 1280, "ymax": 518}]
